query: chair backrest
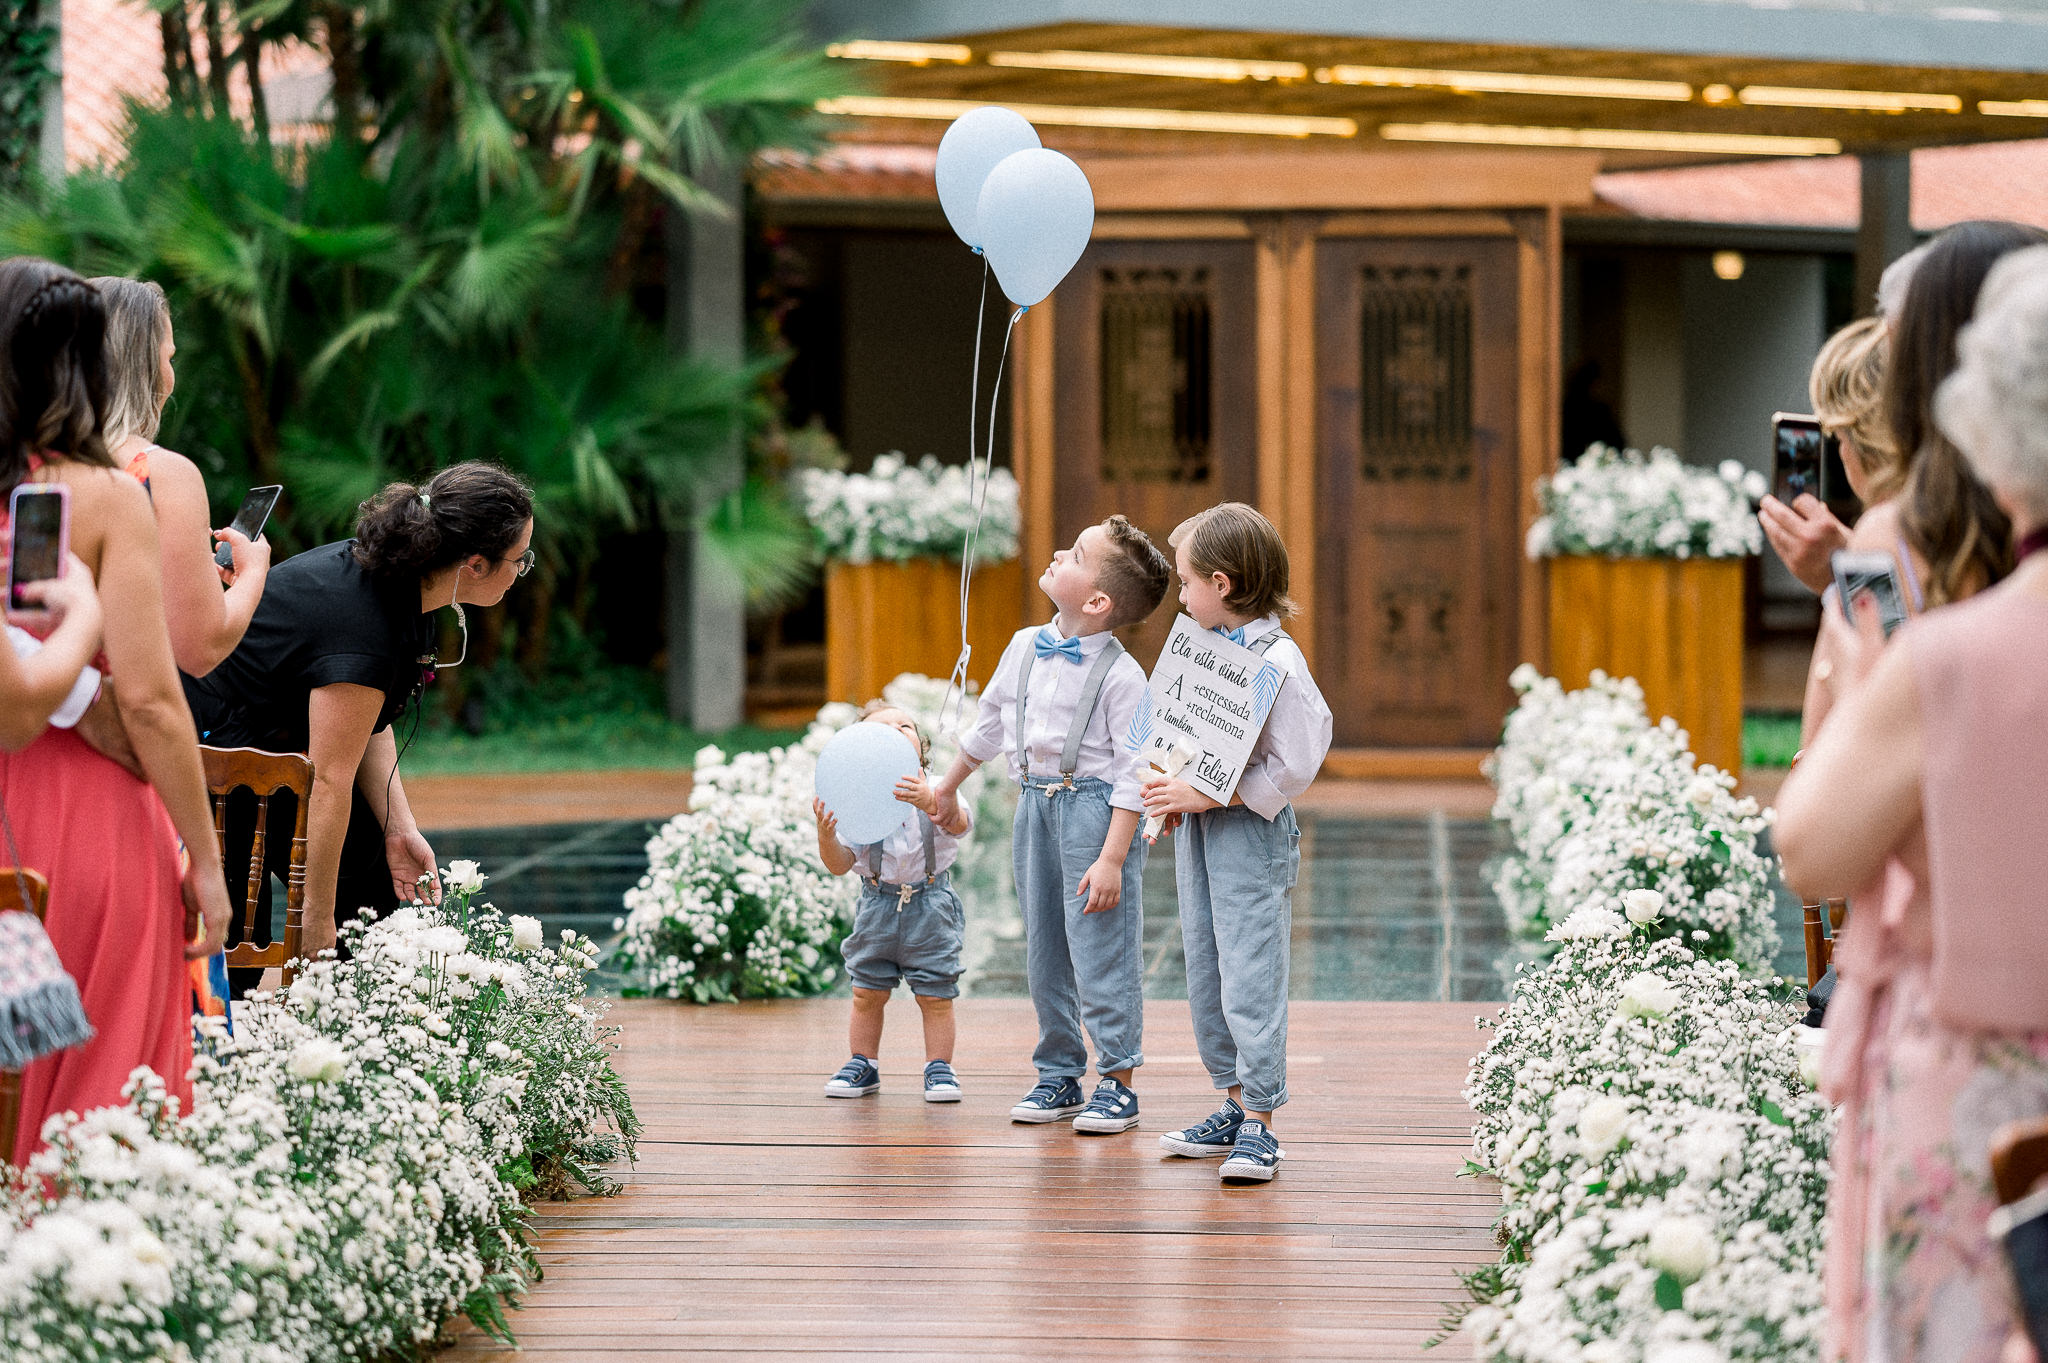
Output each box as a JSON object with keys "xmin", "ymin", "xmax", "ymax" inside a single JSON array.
[
  {"xmin": 199, "ymin": 746, "xmax": 313, "ymax": 985},
  {"xmin": 0, "ymin": 866, "xmax": 52, "ymax": 1164}
]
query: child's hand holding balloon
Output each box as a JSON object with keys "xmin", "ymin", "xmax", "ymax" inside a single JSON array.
[{"xmin": 894, "ymin": 770, "xmax": 939, "ymax": 818}]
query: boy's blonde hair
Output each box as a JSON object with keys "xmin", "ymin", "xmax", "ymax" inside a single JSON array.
[
  {"xmin": 859, "ymin": 700, "xmax": 931, "ymax": 766},
  {"xmin": 1091, "ymin": 514, "xmax": 1172, "ymax": 629},
  {"xmin": 1168, "ymin": 502, "xmax": 1295, "ymax": 620},
  {"xmin": 1809, "ymin": 316, "xmax": 1900, "ymax": 500}
]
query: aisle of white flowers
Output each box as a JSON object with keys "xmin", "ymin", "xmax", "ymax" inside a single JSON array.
[
  {"xmin": 0, "ymin": 870, "xmax": 636, "ymax": 1363},
  {"xmin": 1456, "ymin": 669, "xmax": 1833, "ymax": 1363}
]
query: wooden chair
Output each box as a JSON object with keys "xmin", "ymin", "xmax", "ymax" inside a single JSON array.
[
  {"xmin": 1802, "ymin": 895, "xmax": 1848, "ymax": 988},
  {"xmin": 199, "ymin": 746, "xmax": 313, "ymax": 986},
  {"xmin": 1993, "ymin": 1116, "xmax": 2048, "ymax": 1207},
  {"xmin": 0, "ymin": 866, "xmax": 53, "ymax": 1162}
]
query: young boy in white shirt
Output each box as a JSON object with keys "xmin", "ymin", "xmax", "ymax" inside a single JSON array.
[
  {"xmin": 933, "ymin": 515, "xmax": 1172, "ymax": 1134},
  {"xmin": 1140, "ymin": 502, "xmax": 1332, "ymax": 1183}
]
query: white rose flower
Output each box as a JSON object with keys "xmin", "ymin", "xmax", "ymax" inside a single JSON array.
[
  {"xmin": 287, "ymin": 1037, "xmax": 348, "ymax": 1084},
  {"xmin": 1645, "ymin": 1214, "xmax": 1719, "ymax": 1284},
  {"xmin": 509, "ymin": 915, "xmax": 545, "ymax": 953},
  {"xmin": 1623, "ymin": 889, "xmax": 1665, "ymax": 924},
  {"xmin": 1647, "ymin": 1339, "xmax": 1727, "ymax": 1363},
  {"xmin": 1686, "ymin": 776, "xmax": 1720, "ymax": 808},
  {"xmin": 1619, "ymin": 970, "xmax": 1682, "ymax": 1019},
  {"xmin": 1577, "ymin": 1095, "xmax": 1633, "ymax": 1157},
  {"xmin": 441, "ymin": 859, "xmax": 486, "ymax": 895}
]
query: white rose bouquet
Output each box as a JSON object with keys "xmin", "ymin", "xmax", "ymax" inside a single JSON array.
[
  {"xmin": 1527, "ymin": 445, "xmax": 1765, "ymax": 561},
  {"xmin": 798, "ymin": 453, "xmax": 1019, "ymax": 564}
]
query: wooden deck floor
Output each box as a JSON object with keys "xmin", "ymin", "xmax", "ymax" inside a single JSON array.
[{"xmin": 448, "ymin": 998, "xmax": 1497, "ymax": 1362}]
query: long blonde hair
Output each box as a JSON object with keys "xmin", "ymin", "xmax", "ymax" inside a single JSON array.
[
  {"xmin": 1809, "ymin": 317, "xmax": 1899, "ymax": 500},
  {"xmin": 88, "ymin": 276, "xmax": 170, "ymax": 451}
]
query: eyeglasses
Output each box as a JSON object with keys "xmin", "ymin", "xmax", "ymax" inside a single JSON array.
[{"xmin": 504, "ymin": 548, "xmax": 535, "ymax": 578}]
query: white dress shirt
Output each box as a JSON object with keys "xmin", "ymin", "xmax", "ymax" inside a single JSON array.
[
  {"xmin": 1231, "ymin": 614, "xmax": 1334, "ymax": 821},
  {"xmin": 959, "ymin": 622, "xmax": 1151, "ymax": 813},
  {"xmin": 838, "ymin": 809, "xmax": 967, "ymax": 886}
]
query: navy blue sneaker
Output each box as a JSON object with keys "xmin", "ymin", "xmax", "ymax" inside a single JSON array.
[
  {"xmin": 1072, "ymin": 1077, "xmax": 1140, "ymax": 1134},
  {"xmin": 1159, "ymin": 1097, "xmax": 1245, "ymax": 1158},
  {"xmin": 923, "ymin": 1059, "xmax": 962, "ymax": 1103},
  {"xmin": 1009, "ymin": 1076, "xmax": 1086, "ymax": 1123},
  {"xmin": 1219, "ymin": 1119, "xmax": 1284, "ymax": 1182},
  {"xmin": 823, "ymin": 1055, "xmax": 880, "ymax": 1098}
]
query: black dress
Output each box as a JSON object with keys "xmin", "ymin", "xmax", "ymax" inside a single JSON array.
[{"xmin": 183, "ymin": 541, "xmax": 435, "ymax": 988}]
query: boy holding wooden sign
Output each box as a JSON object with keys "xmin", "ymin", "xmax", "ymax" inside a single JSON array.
[
  {"xmin": 1138, "ymin": 503, "xmax": 1332, "ymax": 1184},
  {"xmin": 933, "ymin": 516, "xmax": 1172, "ymax": 1134}
]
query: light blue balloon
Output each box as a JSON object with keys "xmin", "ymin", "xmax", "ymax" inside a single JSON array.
[
  {"xmin": 935, "ymin": 106, "xmax": 1041, "ymax": 251},
  {"xmin": 814, "ymin": 721, "xmax": 921, "ymax": 846},
  {"xmin": 977, "ymin": 148, "xmax": 1095, "ymax": 308}
]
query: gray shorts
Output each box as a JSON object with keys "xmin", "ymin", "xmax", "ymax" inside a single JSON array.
[{"xmin": 840, "ymin": 874, "xmax": 965, "ymax": 998}]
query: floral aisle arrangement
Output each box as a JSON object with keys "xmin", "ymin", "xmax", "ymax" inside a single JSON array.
[
  {"xmin": 1527, "ymin": 445, "xmax": 1765, "ymax": 561},
  {"xmin": 798, "ymin": 452, "xmax": 1020, "ymax": 564},
  {"xmin": 1454, "ymin": 912, "xmax": 1831, "ymax": 1363},
  {"xmin": 1485, "ymin": 667, "xmax": 1779, "ymax": 973},
  {"xmin": 0, "ymin": 867, "xmax": 637, "ymax": 1362},
  {"xmin": 612, "ymin": 672, "xmax": 1012, "ymax": 1002}
]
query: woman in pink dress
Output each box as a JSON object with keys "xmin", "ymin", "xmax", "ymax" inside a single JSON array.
[
  {"xmin": 1779, "ymin": 243, "xmax": 2048, "ymax": 1363},
  {"xmin": 0, "ymin": 258, "xmax": 231, "ymax": 1165}
]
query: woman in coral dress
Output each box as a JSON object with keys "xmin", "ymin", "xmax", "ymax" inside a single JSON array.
[{"xmin": 0, "ymin": 258, "xmax": 230, "ymax": 1165}]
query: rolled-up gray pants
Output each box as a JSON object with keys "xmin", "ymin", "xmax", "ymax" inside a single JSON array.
[{"xmin": 1176, "ymin": 803, "xmax": 1301, "ymax": 1112}]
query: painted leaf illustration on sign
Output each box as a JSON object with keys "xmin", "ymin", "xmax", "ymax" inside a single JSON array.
[
  {"xmin": 1251, "ymin": 663, "xmax": 1283, "ymax": 723},
  {"xmin": 1126, "ymin": 688, "xmax": 1155, "ymax": 752}
]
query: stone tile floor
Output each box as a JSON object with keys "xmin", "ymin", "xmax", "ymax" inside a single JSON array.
[{"xmin": 424, "ymin": 811, "xmax": 1810, "ymax": 1002}]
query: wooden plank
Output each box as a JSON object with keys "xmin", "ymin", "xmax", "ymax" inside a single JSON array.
[
  {"xmin": 1080, "ymin": 150, "xmax": 1601, "ymax": 214},
  {"xmin": 446, "ymin": 999, "xmax": 1495, "ymax": 1362}
]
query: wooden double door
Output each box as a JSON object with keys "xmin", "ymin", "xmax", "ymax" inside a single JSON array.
[{"xmin": 1040, "ymin": 218, "xmax": 1533, "ymax": 751}]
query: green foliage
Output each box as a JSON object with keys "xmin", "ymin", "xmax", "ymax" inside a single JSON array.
[
  {"xmin": 1742, "ymin": 711, "xmax": 1801, "ymax": 769},
  {"xmin": 0, "ymin": 2, "xmax": 53, "ymax": 189},
  {"xmin": 5, "ymin": 0, "xmax": 854, "ymax": 668}
]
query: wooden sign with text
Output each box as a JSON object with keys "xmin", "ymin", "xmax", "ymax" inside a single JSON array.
[{"xmin": 1126, "ymin": 614, "xmax": 1288, "ymax": 805}]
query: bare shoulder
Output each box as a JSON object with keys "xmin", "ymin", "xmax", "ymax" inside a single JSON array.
[{"xmin": 1847, "ymin": 500, "xmax": 1902, "ymax": 551}]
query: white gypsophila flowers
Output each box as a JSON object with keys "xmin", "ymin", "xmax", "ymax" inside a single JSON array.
[
  {"xmin": 613, "ymin": 672, "xmax": 1009, "ymax": 1003},
  {"xmin": 1455, "ymin": 922, "xmax": 1831, "ymax": 1363},
  {"xmin": 1528, "ymin": 444, "xmax": 1764, "ymax": 562},
  {"xmin": 1485, "ymin": 668, "xmax": 1779, "ymax": 969},
  {"xmin": 0, "ymin": 871, "xmax": 638, "ymax": 1362},
  {"xmin": 799, "ymin": 453, "xmax": 1020, "ymax": 565}
]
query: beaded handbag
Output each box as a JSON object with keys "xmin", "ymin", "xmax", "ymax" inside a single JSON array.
[{"xmin": 0, "ymin": 802, "xmax": 91, "ymax": 1070}]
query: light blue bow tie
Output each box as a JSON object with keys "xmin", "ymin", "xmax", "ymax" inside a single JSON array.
[
  {"xmin": 1215, "ymin": 625, "xmax": 1247, "ymax": 646},
  {"xmin": 1034, "ymin": 629, "xmax": 1084, "ymax": 663}
]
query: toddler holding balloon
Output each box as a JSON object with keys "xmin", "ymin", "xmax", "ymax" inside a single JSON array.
[{"xmin": 813, "ymin": 703, "xmax": 974, "ymax": 1103}]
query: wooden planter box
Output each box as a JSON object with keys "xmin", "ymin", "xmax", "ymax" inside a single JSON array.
[
  {"xmin": 1547, "ymin": 555, "xmax": 1746, "ymax": 775},
  {"xmin": 825, "ymin": 557, "xmax": 1026, "ymax": 706}
]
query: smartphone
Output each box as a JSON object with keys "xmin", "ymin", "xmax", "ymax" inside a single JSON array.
[
  {"xmin": 7, "ymin": 484, "xmax": 69, "ymax": 610},
  {"xmin": 1771, "ymin": 412, "xmax": 1833, "ymax": 504},
  {"xmin": 1989, "ymin": 1183, "xmax": 2048, "ymax": 1357},
  {"xmin": 213, "ymin": 484, "xmax": 282, "ymax": 570},
  {"xmin": 1831, "ymin": 550, "xmax": 1909, "ymax": 639}
]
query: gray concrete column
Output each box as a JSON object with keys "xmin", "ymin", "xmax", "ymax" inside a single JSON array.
[
  {"xmin": 1856, "ymin": 152, "xmax": 1914, "ymax": 318},
  {"xmin": 36, "ymin": 0, "xmax": 62, "ymax": 183},
  {"xmin": 662, "ymin": 155, "xmax": 746, "ymax": 731}
]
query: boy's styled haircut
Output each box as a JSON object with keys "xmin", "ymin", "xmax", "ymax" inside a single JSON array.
[
  {"xmin": 1169, "ymin": 502, "xmax": 1296, "ymax": 620},
  {"xmin": 859, "ymin": 700, "xmax": 931, "ymax": 765},
  {"xmin": 1092, "ymin": 514, "xmax": 1172, "ymax": 629}
]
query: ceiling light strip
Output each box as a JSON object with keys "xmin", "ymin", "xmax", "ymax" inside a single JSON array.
[
  {"xmin": 988, "ymin": 50, "xmax": 1308, "ymax": 83},
  {"xmin": 825, "ymin": 40, "xmax": 972, "ymax": 65},
  {"xmin": 1320, "ymin": 64, "xmax": 1692, "ymax": 103},
  {"xmin": 1737, "ymin": 84, "xmax": 1960, "ymax": 113},
  {"xmin": 1980, "ymin": 99, "xmax": 2048, "ymax": 117},
  {"xmin": 1379, "ymin": 121, "xmax": 1841, "ymax": 156},
  {"xmin": 817, "ymin": 96, "xmax": 1356, "ymax": 139}
]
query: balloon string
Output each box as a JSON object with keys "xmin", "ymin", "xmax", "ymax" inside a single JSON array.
[
  {"xmin": 941, "ymin": 263, "xmax": 991, "ymax": 737},
  {"xmin": 940, "ymin": 301, "xmax": 1025, "ymax": 739}
]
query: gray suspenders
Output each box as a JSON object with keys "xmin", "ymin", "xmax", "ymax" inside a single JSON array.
[
  {"xmin": 1013, "ymin": 634, "xmax": 1127, "ymax": 794},
  {"xmin": 862, "ymin": 811, "xmax": 939, "ymax": 910},
  {"xmin": 1248, "ymin": 629, "xmax": 1290, "ymax": 657}
]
